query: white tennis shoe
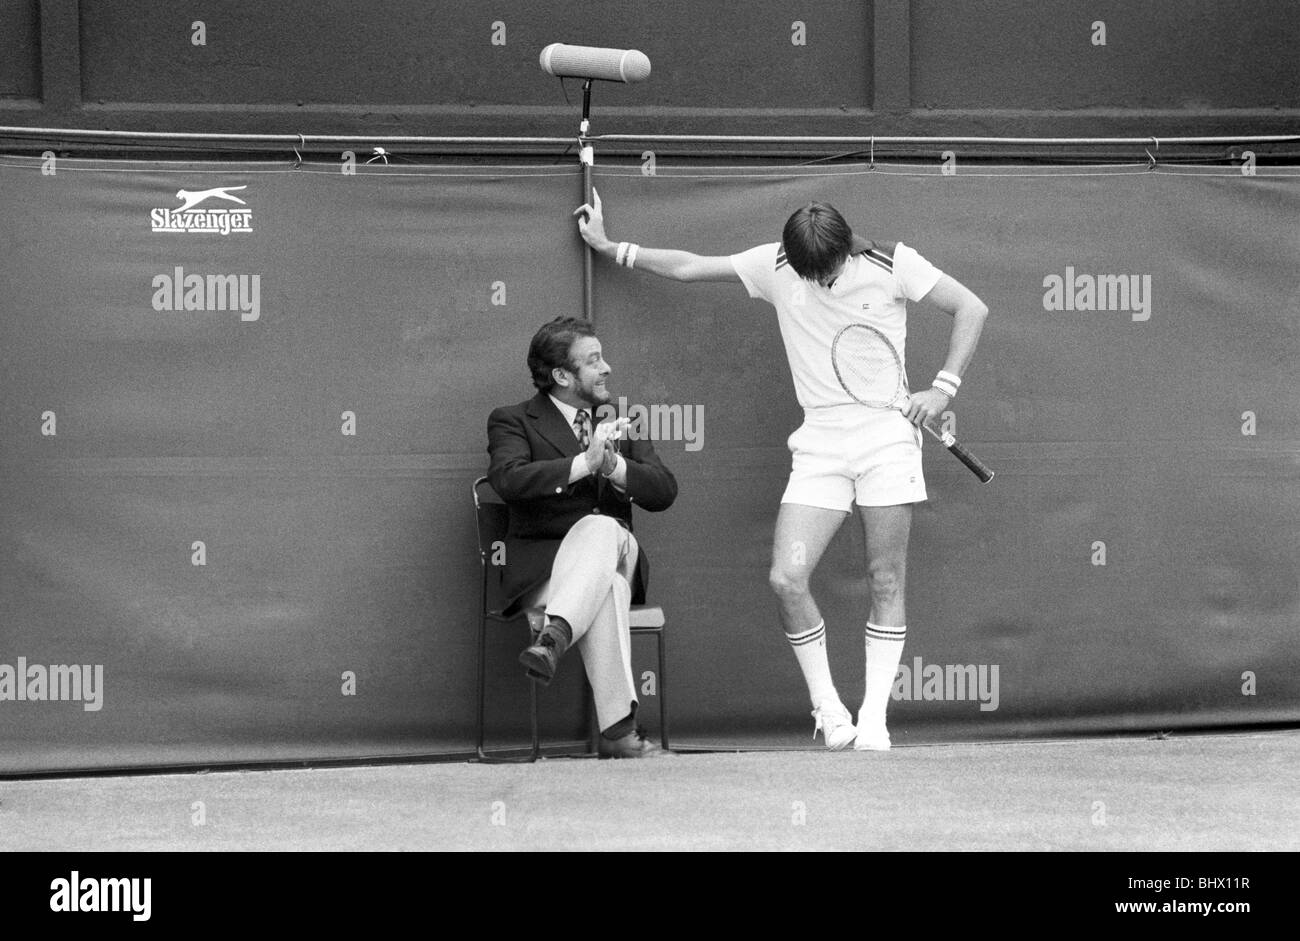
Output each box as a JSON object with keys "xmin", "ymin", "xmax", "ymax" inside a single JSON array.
[
  {"xmin": 811, "ymin": 702, "xmax": 857, "ymax": 751},
  {"xmin": 853, "ymin": 725, "xmax": 892, "ymax": 751}
]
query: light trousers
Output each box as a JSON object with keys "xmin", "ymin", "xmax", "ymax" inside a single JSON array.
[{"xmin": 524, "ymin": 514, "xmax": 640, "ymax": 733}]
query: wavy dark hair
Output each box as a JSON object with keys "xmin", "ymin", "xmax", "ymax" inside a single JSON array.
[
  {"xmin": 527, "ymin": 316, "xmax": 596, "ymax": 392},
  {"xmin": 782, "ymin": 202, "xmax": 853, "ymax": 283}
]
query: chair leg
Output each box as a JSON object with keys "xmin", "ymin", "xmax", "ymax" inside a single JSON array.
[
  {"xmin": 585, "ymin": 679, "xmax": 600, "ymax": 756},
  {"xmin": 475, "ymin": 610, "xmax": 489, "ymax": 760},
  {"xmin": 657, "ymin": 630, "xmax": 670, "ymax": 751},
  {"xmin": 477, "ymin": 610, "xmax": 540, "ymax": 764},
  {"xmin": 529, "ymin": 676, "xmax": 540, "ymax": 761}
]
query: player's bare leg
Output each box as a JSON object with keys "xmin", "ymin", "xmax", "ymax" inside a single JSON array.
[
  {"xmin": 854, "ymin": 503, "xmax": 912, "ymax": 750},
  {"xmin": 769, "ymin": 502, "xmax": 857, "ymax": 749}
]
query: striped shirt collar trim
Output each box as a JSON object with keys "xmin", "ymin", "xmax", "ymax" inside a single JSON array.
[{"xmin": 776, "ymin": 239, "xmax": 894, "ymax": 273}]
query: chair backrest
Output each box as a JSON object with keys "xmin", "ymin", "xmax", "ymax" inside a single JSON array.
[
  {"xmin": 473, "ymin": 476, "xmax": 508, "ymax": 555},
  {"xmin": 473, "ymin": 476, "xmax": 511, "ymax": 613}
]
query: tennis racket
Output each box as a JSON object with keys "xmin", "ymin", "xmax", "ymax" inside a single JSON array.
[{"xmin": 830, "ymin": 323, "xmax": 995, "ymax": 483}]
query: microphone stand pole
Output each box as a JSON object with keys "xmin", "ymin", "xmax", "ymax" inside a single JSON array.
[{"xmin": 579, "ymin": 79, "xmax": 595, "ymax": 325}]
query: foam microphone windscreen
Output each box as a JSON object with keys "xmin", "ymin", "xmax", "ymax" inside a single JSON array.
[{"xmin": 539, "ymin": 44, "xmax": 652, "ymax": 83}]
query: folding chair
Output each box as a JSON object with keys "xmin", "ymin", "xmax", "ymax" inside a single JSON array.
[{"xmin": 473, "ymin": 476, "xmax": 669, "ymax": 762}]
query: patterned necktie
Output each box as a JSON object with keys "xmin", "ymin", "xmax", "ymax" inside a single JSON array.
[{"xmin": 574, "ymin": 410, "xmax": 591, "ymax": 449}]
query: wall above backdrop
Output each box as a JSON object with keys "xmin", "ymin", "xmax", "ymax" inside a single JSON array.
[{"xmin": 1, "ymin": 0, "xmax": 1298, "ymax": 156}]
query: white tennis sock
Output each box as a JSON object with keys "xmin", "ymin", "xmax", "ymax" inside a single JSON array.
[
  {"xmin": 859, "ymin": 622, "xmax": 907, "ymax": 733},
  {"xmin": 787, "ymin": 620, "xmax": 840, "ymax": 709}
]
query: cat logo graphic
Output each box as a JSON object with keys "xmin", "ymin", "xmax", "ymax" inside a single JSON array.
[{"xmin": 151, "ymin": 185, "xmax": 253, "ymax": 235}]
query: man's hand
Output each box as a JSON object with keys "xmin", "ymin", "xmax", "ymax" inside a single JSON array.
[
  {"xmin": 573, "ymin": 188, "xmax": 613, "ymax": 255},
  {"xmin": 595, "ymin": 418, "xmax": 627, "ymax": 477},
  {"xmin": 902, "ymin": 388, "xmax": 951, "ymax": 429},
  {"xmin": 599, "ymin": 438, "xmax": 619, "ymax": 476},
  {"xmin": 582, "ymin": 424, "xmax": 608, "ymax": 475},
  {"xmin": 583, "ymin": 427, "xmax": 620, "ymax": 477}
]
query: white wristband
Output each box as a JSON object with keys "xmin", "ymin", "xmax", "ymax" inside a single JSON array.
[
  {"xmin": 615, "ymin": 242, "xmax": 629, "ymax": 266},
  {"xmin": 936, "ymin": 370, "xmax": 962, "ymax": 389},
  {"xmin": 932, "ymin": 379, "xmax": 958, "ymax": 398},
  {"xmin": 625, "ymin": 243, "xmax": 639, "ymax": 269}
]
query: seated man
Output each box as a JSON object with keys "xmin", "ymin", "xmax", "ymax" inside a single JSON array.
[{"xmin": 487, "ymin": 316, "xmax": 678, "ymax": 759}]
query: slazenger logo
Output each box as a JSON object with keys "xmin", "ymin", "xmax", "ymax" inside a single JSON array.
[{"xmin": 150, "ymin": 185, "xmax": 253, "ymax": 235}]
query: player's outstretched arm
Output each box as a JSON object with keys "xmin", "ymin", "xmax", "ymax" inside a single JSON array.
[{"xmin": 574, "ymin": 189, "xmax": 739, "ymax": 283}]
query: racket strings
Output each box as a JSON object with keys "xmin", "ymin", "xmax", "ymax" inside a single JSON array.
[{"xmin": 835, "ymin": 335, "xmax": 903, "ymax": 406}]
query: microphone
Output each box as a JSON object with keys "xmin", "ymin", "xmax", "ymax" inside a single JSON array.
[{"xmin": 539, "ymin": 44, "xmax": 651, "ymax": 83}]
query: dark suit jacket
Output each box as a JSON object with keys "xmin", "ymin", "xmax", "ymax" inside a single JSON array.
[{"xmin": 486, "ymin": 391, "xmax": 678, "ymax": 615}]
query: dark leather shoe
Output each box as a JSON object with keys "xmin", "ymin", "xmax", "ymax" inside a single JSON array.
[
  {"xmin": 519, "ymin": 621, "xmax": 568, "ymax": 686},
  {"xmin": 598, "ymin": 728, "xmax": 672, "ymax": 759}
]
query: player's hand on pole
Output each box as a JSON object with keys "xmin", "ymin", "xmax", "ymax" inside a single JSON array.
[
  {"xmin": 573, "ymin": 188, "xmax": 613, "ymax": 254},
  {"xmin": 902, "ymin": 387, "xmax": 951, "ymax": 429}
]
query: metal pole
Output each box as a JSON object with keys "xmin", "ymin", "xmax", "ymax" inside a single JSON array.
[
  {"xmin": 1, "ymin": 125, "xmax": 1293, "ymax": 148},
  {"xmin": 579, "ymin": 80, "xmax": 595, "ymax": 325},
  {"xmin": 591, "ymin": 133, "xmax": 1300, "ymax": 146},
  {"xmin": 0, "ymin": 126, "xmax": 573, "ymax": 147}
]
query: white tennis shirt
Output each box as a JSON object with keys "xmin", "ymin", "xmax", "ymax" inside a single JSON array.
[{"xmin": 730, "ymin": 240, "xmax": 943, "ymax": 409}]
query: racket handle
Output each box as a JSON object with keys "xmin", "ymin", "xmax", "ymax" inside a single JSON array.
[{"xmin": 921, "ymin": 422, "xmax": 995, "ymax": 483}]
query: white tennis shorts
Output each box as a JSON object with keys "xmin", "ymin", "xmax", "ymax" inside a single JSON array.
[{"xmin": 781, "ymin": 404, "xmax": 927, "ymax": 510}]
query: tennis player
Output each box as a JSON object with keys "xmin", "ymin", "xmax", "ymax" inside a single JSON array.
[{"xmin": 574, "ymin": 193, "xmax": 988, "ymax": 750}]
